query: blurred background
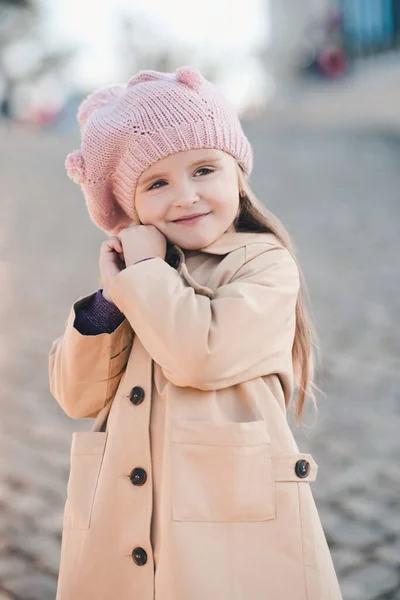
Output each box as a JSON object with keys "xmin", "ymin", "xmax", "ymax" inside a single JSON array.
[{"xmin": 0, "ymin": 0, "xmax": 399, "ymax": 599}]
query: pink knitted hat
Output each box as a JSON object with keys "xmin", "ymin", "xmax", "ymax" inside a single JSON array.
[{"xmin": 65, "ymin": 65, "xmax": 253, "ymax": 236}]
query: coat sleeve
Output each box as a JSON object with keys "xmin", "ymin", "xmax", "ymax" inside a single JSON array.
[
  {"xmin": 108, "ymin": 245, "xmax": 300, "ymax": 391},
  {"xmin": 48, "ymin": 292, "xmax": 134, "ymax": 419}
]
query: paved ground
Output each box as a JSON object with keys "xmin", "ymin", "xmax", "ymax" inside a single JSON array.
[{"xmin": 0, "ymin": 78, "xmax": 399, "ymax": 599}]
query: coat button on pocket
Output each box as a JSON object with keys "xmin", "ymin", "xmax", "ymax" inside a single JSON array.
[
  {"xmin": 132, "ymin": 547, "xmax": 147, "ymax": 566},
  {"xmin": 129, "ymin": 467, "xmax": 147, "ymax": 486},
  {"xmin": 130, "ymin": 387, "xmax": 145, "ymax": 405},
  {"xmin": 295, "ymin": 459, "xmax": 310, "ymax": 478}
]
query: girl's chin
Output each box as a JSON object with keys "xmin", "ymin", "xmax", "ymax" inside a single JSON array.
[{"xmin": 176, "ymin": 233, "xmax": 220, "ymax": 251}]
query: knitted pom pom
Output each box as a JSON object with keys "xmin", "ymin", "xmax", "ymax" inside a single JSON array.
[
  {"xmin": 175, "ymin": 66, "xmax": 203, "ymax": 92},
  {"xmin": 65, "ymin": 149, "xmax": 86, "ymax": 184},
  {"xmin": 77, "ymin": 84, "xmax": 126, "ymax": 128}
]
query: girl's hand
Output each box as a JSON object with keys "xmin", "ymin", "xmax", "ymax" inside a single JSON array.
[
  {"xmin": 118, "ymin": 224, "xmax": 167, "ymax": 268},
  {"xmin": 99, "ymin": 236, "xmax": 126, "ymax": 302}
]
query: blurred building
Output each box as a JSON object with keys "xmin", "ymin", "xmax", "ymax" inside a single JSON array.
[
  {"xmin": 338, "ymin": 0, "xmax": 400, "ymax": 57},
  {"xmin": 264, "ymin": 0, "xmax": 400, "ymax": 91}
]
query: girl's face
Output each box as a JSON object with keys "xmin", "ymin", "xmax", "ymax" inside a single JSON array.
[{"xmin": 134, "ymin": 148, "xmax": 240, "ymax": 249}]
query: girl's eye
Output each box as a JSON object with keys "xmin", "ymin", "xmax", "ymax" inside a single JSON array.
[
  {"xmin": 148, "ymin": 180, "xmax": 167, "ymax": 191},
  {"xmin": 195, "ymin": 167, "xmax": 214, "ymax": 176},
  {"xmin": 146, "ymin": 167, "xmax": 213, "ymax": 191}
]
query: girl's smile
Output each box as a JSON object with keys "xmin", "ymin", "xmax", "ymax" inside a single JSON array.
[{"xmin": 172, "ymin": 212, "xmax": 211, "ymax": 225}]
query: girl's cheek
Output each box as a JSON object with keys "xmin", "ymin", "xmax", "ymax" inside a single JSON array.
[
  {"xmin": 159, "ymin": 200, "xmax": 173, "ymax": 221},
  {"xmin": 151, "ymin": 208, "xmax": 168, "ymax": 223}
]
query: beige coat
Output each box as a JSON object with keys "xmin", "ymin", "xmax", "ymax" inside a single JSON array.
[{"xmin": 49, "ymin": 230, "xmax": 343, "ymax": 600}]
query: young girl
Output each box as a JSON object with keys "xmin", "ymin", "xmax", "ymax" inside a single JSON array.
[{"xmin": 49, "ymin": 66, "xmax": 343, "ymax": 600}]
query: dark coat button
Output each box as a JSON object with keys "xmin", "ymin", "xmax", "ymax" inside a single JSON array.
[
  {"xmin": 129, "ymin": 387, "xmax": 145, "ymax": 405},
  {"xmin": 129, "ymin": 467, "xmax": 147, "ymax": 486},
  {"xmin": 295, "ymin": 459, "xmax": 310, "ymax": 478},
  {"xmin": 166, "ymin": 252, "xmax": 180, "ymax": 269},
  {"xmin": 132, "ymin": 547, "xmax": 147, "ymax": 566}
]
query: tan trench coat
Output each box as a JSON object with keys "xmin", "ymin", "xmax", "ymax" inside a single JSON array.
[{"xmin": 49, "ymin": 230, "xmax": 343, "ymax": 600}]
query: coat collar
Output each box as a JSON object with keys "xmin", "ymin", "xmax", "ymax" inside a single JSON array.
[
  {"xmin": 197, "ymin": 231, "xmax": 279, "ymax": 254},
  {"xmin": 166, "ymin": 231, "xmax": 279, "ymax": 299}
]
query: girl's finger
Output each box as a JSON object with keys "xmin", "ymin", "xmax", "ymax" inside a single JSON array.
[{"xmin": 104, "ymin": 238, "xmax": 121, "ymax": 252}]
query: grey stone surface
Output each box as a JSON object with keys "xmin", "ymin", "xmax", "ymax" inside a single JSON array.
[
  {"xmin": 326, "ymin": 519, "xmax": 387, "ymax": 551},
  {"xmin": 340, "ymin": 564, "xmax": 399, "ymax": 600},
  {"xmin": 0, "ymin": 70, "xmax": 399, "ymax": 598},
  {"xmin": 11, "ymin": 532, "xmax": 61, "ymax": 575},
  {"xmin": 374, "ymin": 540, "xmax": 400, "ymax": 566},
  {"xmin": 329, "ymin": 548, "xmax": 364, "ymax": 576},
  {"xmin": 4, "ymin": 572, "xmax": 57, "ymax": 600},
  {"xmin": 0, "ymin": 555, "xmax": 30, "ymax": 584}
]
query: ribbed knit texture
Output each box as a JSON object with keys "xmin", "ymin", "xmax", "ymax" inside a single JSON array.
[
  {"xmin": 73, "ymin": 290, "xmax": 125, "ymax": 335},
  {"xmin": 65, "ymin": 66, "xmax": 253, "ymax": 236}
]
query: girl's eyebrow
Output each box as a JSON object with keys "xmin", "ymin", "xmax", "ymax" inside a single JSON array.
[{"xmin": 139, "ymin": 157, "xmax": 222, "ymax": 187}]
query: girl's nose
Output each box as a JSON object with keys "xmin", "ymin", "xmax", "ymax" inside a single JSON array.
[{"xmin": 174, "ymin": 181, "xmax": 200, "ymax": 207}]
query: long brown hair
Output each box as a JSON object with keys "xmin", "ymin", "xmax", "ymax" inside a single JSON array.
[{"xmin": 235, "ymin": 165, "xmax": 320, "ymax": 426}]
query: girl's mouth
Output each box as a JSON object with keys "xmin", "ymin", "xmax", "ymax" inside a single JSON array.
[{"xmin": 173, "ymin": 212, "xmax": 210, "ymax": 225}]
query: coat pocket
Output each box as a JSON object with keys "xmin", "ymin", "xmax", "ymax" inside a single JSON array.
[
  {"xmin": 63, "ymin": 431, "xmax": 108, "ymax": 530},
  {"xmin": 170, "ymin": 419, "xmax": 275, "ymax": 522}
]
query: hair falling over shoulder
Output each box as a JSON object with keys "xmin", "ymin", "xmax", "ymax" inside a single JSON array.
[{"xmin": 235, "ymin": 165, "xmax": 321, "ymax": 427}]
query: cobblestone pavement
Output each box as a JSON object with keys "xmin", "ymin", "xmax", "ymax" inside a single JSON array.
[{"xmin": 0, "ymin": 114, "xmax": 399, "ymax": 599}]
